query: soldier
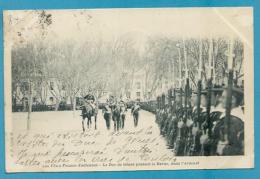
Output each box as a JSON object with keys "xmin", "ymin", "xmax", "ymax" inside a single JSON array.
[
  {"xmin": 161, "ymin": 91, "xmax": 174, "ymax": 137},
  {"xmin": 214, "ymin": 87, "xmax": 244, "ymax": 155},
  {"xmin": 165, "ymin": 89, "xmax": 177, "ymax": 145},
  {"xmin": 189, "ymin": 89, "xmax": 208, "ymax": 156},
  {"xmin": 199, "ymin": 86, "xmax": 224, "ymax": 156},
  {"xmin": 159, "ymin": 94, "xmax": 167, "ymax": 134},
  {"xmin": 173, "ymin": 88, "xmax": 187, "ymax": 156},
  {"xmin": 187, "ymin": 89, "xmax": 204, "ymax": 156},
  {"xmin": 156, "ymin": 96, "xmax": 162, "ymax": 123},
  {"xmin": 102, "ymin": 100, "xmax": 112, "ymax": 130},
  {"xmin": 84, "ymin": 94, "xmax": 95, "ymax": 107},
  {"xmin": 132, "ymin": 101, "xmax": 141, "ymax": 127},
  {"xmin": 161, "ymin": 103, "xmax": 172, "ymax": 136},
  {"xmin": 119, "ymin": 100, "xmax": 127, "ymax": 129},
  {"xmin": 157, "ymin": 96, "xmax": 165, "ymax": 128},
  {"xmin": 183, "ymin": 87, "xmax": 194, "ymax": 156},
  {"xmin": 167, "ymin": 89, "xmax": 182, "ymax": 149}
]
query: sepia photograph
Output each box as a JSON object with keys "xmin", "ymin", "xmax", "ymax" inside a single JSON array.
[{"xmin": 3, "ymin": 7, "xmax": 254, "ymax": 172}]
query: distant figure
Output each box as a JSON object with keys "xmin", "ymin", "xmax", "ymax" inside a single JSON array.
[
  {"xmin": 119, "ymin": 100, "xmax": 127, "ymax": 129},
  {"xmin": 131, "ymin": 102, "xmax": 140, "ymax": 127},
  {"xmin": 103, "ymin": 101, "xmax": 112, "ymax": 130}
]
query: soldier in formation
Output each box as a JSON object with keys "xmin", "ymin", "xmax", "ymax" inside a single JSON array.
[{"xmin": 155, "ymin": 82, "xmax": 244, "ymax": 156}]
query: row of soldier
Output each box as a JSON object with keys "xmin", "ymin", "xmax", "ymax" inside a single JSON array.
[{"xmin": 155, "ymin": 81, "xmax": 244, "ymax": 156}]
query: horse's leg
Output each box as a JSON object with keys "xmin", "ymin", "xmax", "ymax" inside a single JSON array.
[
  {"xmin": 118, "ymin": 115, "xmax": 121, "ymax": 130},
  {"xmin": 107, "ymin": 114, "xmax": 111, "ymax": 130},
  {"xmin": 106, "ymin": 118, "xmax": 109, "ymax": 130},
  {"xmin": 117, "ymin": 116, "xmax": 120, "ymax": 131},
  {"xmin": 116, "ymin": 117, "xmax": 119, "ymax": 131},
  {"xmin": 88, "ymin": 116, "xmax": 92, "ymax": 129},
  {"xmin": 87, "ymin": 117, "xmax": 90, "ymax": 129},
  {"xmin": 122, "ymin": 114, "xmax": 125, "ymax": 129},
  {"xmin": 94, "ymin": 114, "xmax": 97, "ymax": 130},
  {"xmin": 133, "ymin": 115, "xmax": 136, "ymax": 127},
  {"xmin": 113, "ymin": 114, "xmax": 116, "ymax": 131},
  {"xmin": 104, "ymin": 114, "xmax": 108, "ymax": 130},
  {"xmin": 136, "ymin": 113, "xmax": 139, "ymax": 127},
  {"xmin": 104, "ymin": 114, "xmax": 106, "ymax": 129},
  {"xmin": 134, "ymin": 114, "xmax": 138, "ymax": 127},
  {"xmin": 120, "ymin": 115, "xmax": 123, "ymax": 129},
  {"xmin": 82, "ymin": 119, "xmax": 85, "ymax": 132}
]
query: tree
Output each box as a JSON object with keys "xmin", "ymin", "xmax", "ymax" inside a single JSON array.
[{"xmin": 10, "ymin": 10, "xmax": 52, "ymax": 130}]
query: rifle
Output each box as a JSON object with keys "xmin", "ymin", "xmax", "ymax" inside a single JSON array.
[
  {"xmin": 197, "ymin": 37, "xmax": 203, "ymax": 130},
  {"xmin": 197, "ymin": 80, "xmax": 202, "ymax": 128},
  {"xmin": 189, "ymin": 79, "xmax": 202, "ymax": 156},
  {"xmin": 217, "ymin": 38, "xmax": 234, "ymax": 155},
  {"xmin": 206, "ymin": 38, "xmax": 214, "ymax": 137},
  {"xmin": 174, "ymin": 88, "xmax": 183, "ymax": 155},
  {"xmin": 174, "ymin": 40, "xmax": 188, "ymax": 155},
  {"xmin": 160, "ymin": 93, "xmax": 166, "ymax": 133},
  {"xmin": 163, "ymin": 89, "xmax": 173, "ymax": 139},
  {"xmin": 162, "ymin": 93, "xmax": 166, "ymax": 109},
  {"xmin": 168, "ymin": 88, "xmax": 177, "ymax": 148},
  {"xmin": 184, "ymin": 78, "xmax": 194, "ymax": 155},
  {"xmin": 157, "ymin": 96, "xmax": 160, "ymax": 109},
  {"xmin": 184, "ymin": 78, "xmax": 189, "ymax": 123},
  {"xmin": 155, "ymin": 96, "xmax": 160, "ymax": 123},
  {"xmin": 168, "ymin": 89, "xmax": 172, "ymax": 106},
  {"xmin": 188, "ymin": 38, "xmax": 204, "ymax": 156},
  {"xmin": 205, "ymin": 79, "xmax": 213, "ymax": 137},
  {"xmin": 224, "ymin": 70, "xmax": 233, "ymax": 140},
  {"xmin": 200, "ymin": 38, "xmax": 214, "ymax": 156},
  {"xmin": 162, "ymin": 90, "xmax": 172, "ymax": 135},
  {"xmin": 173, "ymin": 88, "xmax": 176, "ymax": 116}
]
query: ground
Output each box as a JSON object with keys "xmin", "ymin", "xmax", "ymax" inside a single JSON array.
[
  {"xmin": 7, "ymin": 109, "xmax": 176, "ymax": 171},
  {"xmin": 13, "ymin": 109, "xmax": 160, "ymax": 133}
]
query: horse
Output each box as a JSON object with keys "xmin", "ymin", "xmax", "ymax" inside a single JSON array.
[{"xmin": 81, "ymin": 103, "xmax": 98, "ymax": 132}]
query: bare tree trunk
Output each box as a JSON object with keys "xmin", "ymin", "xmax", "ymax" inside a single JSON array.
[
  {"xmin": 70, "ymin": 96, "xmax": 77, "ymax": 117},
  {"xmin": 73, "ymin": 97, "xmax": 76, "ymax": 117},
  {"xmin": 23, "ymin": 99, "xmax": 26, "ymax": 112},
  {"xmin": 27, "ymin": 80, "xmax": 32, "ymax": 130},
  {"xmin": 55, "ymin": 99, "xmax": 60, "ymax": 111}
]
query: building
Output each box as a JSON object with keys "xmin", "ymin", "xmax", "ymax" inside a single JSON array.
[{"xmin": 129, "ymin": 68, "xmax": 146, "ymax": 102}]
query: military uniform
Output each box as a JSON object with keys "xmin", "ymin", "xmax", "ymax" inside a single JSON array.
[
  {"xmin": 188, "ymin": 106, "xmax": 204, "ymax": 156},
  {"xmin": 103, "ymin": 103, "xmax": 112, "ymax": 130},
  {"xmin": 213, "ymin": 107, "xmax": 244, "ymax": 155},
  {"xmin": 154, "ymin": 83, "xmax": 244, "ymax": 156}
]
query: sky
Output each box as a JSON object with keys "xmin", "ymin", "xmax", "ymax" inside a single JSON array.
[{"xmin": 4, "ymin": 7, "xmax": 253, "ymax": 49}]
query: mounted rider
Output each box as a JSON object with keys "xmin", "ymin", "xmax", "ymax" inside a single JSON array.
[{"xmin": 83, "ymin": 94, "xmax": 96, "ymax": 114}]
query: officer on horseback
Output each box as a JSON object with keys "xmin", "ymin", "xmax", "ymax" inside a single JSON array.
[
  {"xmin": 81, "ymin": 94, "xmax": 98, "ymax": 131},
  {"xmin": 84, "ymin": 94, "xmax": 96, "ymax": 111}
]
